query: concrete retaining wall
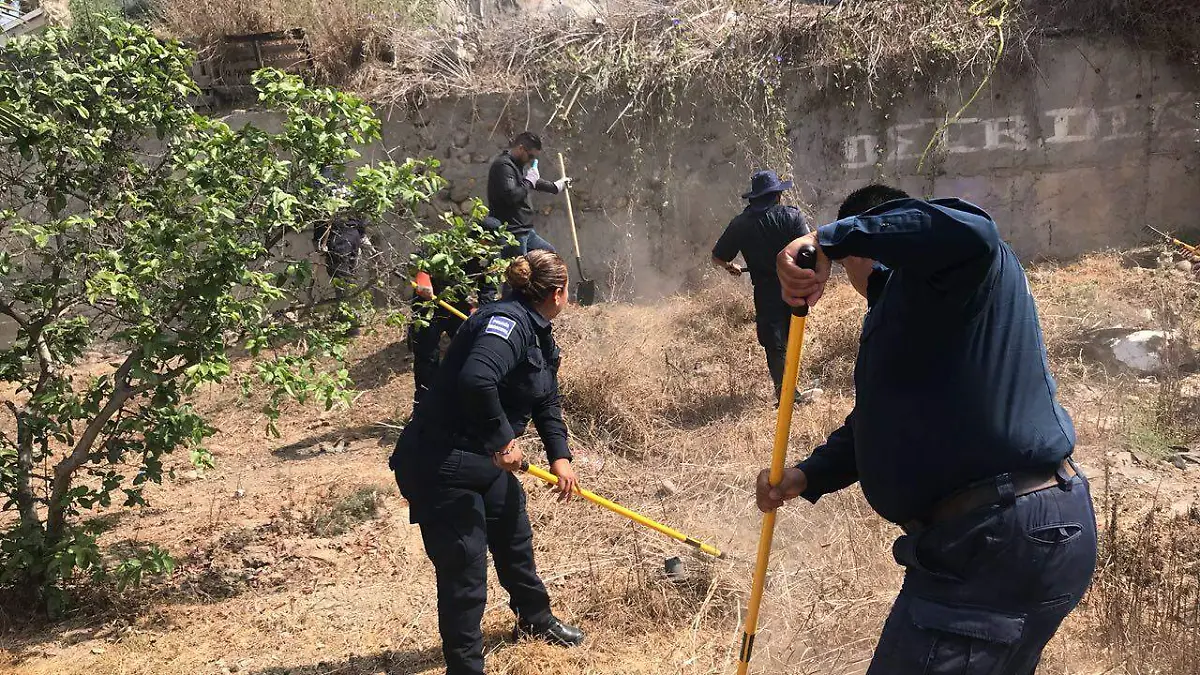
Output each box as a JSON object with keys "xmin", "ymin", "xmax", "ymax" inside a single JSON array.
[{"xmin": 331, "ymin": 38, "xmax": 1197, "ymax": 299}]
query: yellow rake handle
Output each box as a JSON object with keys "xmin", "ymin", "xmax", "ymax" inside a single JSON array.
[
  {"xmin": 737, "ymin": 244, "xmax": 817, "ymax": 673},
  {"xmin": 410, "ymin": 281, "xmax": 469, "ymax": 321},
  {"xmin": 521, "ymin": 461, "xmax": 725, "ymax": 559},
  {"xmin": 1172, "ymin": 238, "xmax": 1199, "ymax": 257}
]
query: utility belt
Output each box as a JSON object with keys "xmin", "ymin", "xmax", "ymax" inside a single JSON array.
[
  {"xmin": 404, "ymin": 420, "xmax": 491, "ymax": 459},
  {"xmin": 902, "ymin": 458, "xmax": 1080, "ymax": 536}
]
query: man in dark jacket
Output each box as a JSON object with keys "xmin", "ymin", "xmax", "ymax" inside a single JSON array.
[
  {"xmin": 487, "ymin": 131, "xmax": 570, "ymax": 257},
  {"xmin": 712, "ymin": 170, "xmax": 811, "ymax": 401},
  {"xmin": 313, "ymin": 168, "xmax": 366, "ymax": 337},
  {"xmin": 762, "ymin": 184, "xmax": 1097, "ymax": 674}
]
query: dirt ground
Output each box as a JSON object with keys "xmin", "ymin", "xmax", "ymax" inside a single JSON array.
[{"xmin": 1, "ymin": 255, "xmax": 1198, "ymax": 675}]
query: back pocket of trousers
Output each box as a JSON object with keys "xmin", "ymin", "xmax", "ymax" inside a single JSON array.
[{"xmin": 908, "ymin": 596, "xmax": 1026, "ymax": 675}]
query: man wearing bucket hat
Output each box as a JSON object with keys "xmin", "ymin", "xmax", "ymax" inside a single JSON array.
[{"xmin": 712, "ymin": 170, "xmax": 812, "ymax": 402}]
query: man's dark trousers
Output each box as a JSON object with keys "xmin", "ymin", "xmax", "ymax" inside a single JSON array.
[
  {"xmin": 408, "ymin": 305, "xmax": 467, "ymax": 408},
  {"xmin": 408, "ymin": 450, "xmax": 553, "ymax": 675},
  {"xmin": 866, "ymin": 468, "xmax": 1097, "ymax": 674},
  {"xmin": 754, "ymin": 308, "xmax": 790, "ymax": 399}
]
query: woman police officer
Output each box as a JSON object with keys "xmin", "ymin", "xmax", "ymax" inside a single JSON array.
[{"xmin": 390, "ymin": 250, "xmax": 584, "ymax": 675}]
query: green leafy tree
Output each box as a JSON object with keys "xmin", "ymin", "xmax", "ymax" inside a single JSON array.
[
  {"xmin": 406, "ymin": 200, "xmax": 516, "ymax": 325},
  {"xmin": 0, "ymin": 16, "xmax": 492, "ymax": 610}
]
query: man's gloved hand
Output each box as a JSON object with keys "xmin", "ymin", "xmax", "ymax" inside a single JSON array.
[
  {"xmin": 524, "ymin": 163, "xmax": 541, "ymax": 187},
  {"xmin": 554, "ymin": 177, "xmax": 573, "ymax": 193}
]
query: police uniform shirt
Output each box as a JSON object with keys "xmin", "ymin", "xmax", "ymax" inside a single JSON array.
[
  {"xmin": 408, "ymin": 297, "xmax": 571, "ymax": 463},
  {"xmin": 796, "ymin": 198, "xmax": 1076, "ymax": 525},
  {"xmin": 712, "ymin": 204, "xmax": 811, "ymax": 316}
]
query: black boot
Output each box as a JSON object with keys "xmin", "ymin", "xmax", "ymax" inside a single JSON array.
[{"xmin": 512, "ymin": 615, "xmax": 585, "ymax": 647}]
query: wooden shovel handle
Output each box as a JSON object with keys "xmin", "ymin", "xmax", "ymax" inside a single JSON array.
[{"xmin": 558, "ymin": 153, "xmax": 583, "ymax": 260}]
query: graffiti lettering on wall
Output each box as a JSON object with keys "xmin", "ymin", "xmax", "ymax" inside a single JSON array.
[{"xmin": 842, "ymin": 92, "xmax": 1198, "ymax": 170}]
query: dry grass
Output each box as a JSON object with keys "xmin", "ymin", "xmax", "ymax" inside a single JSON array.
[
  {"xmin": 2, "ymin": 250, "xmax": 1199, "ymax": 675},
  {"xmin": 155, "ymin": 0, "xmax": 442, "ymax": 81},
  {"xmin": 554, "ymin": 276, "xmax": 864, "ymax": 457},
  {"xmin": 156, "ymin": 0, "xmax": 1023, "ymax": 105},
  {"xmin": 305, "ymin": 484, "xmax": 392, "ymax": 537},
  {"xmin": 1084, "ymin": 500, "xmax": 1200, "ymax": 674},
  {"xmin": 1030, "ymin": 253, "xmax": 1200, "ymax": 460},
  {"xmin": 152, "ymin": 0, "xmax": 1200, "ymax": 119}
]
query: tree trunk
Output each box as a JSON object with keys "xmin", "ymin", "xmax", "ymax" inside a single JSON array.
[
  {"xmin": 44, "ymin": 356, "xmax": 138, "ymax": 546},
  {"xmin": 3, "ymin": 400, "xmax": 40, "ymax": 534},
  {"xmin": 12, "ymin": 410, "xmax": 40, "ymax": 530}
]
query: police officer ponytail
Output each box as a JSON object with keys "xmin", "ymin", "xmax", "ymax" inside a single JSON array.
[{"xmin": 506, "ymin": 250, "xmax": 568, "ymax": 304}]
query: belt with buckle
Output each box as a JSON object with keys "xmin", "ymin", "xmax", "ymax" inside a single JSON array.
[{"xmin": 902, "ymin": 459, "xmax": 1078, "ymax": 535}]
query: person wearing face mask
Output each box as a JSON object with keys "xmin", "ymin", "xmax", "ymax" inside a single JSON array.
[
  {"xmin": 760, "ymin": 184, "xmax": 1097, "ymax": 674},
  {"xmin": 486, "ymin": 131, "xmax": 571, "ymax": 257},
  {"xmin": 389, "ymin": 250, "xmax": 584, "ymax": 675}
]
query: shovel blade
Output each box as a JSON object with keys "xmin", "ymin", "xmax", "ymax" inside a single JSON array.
[{"xmin": 575, "ymin": 279, "xmax": 596, "ymax": 306}]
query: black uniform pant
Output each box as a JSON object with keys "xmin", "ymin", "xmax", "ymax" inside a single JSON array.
[
  {"xmin": 754, "ymin": 310, "xmax": 791, "ymax": 399},
  {"xmin": 400, "ymin": 450, "xmax": 552, "ymax": 675},
  {"xmin": 866, "ymin": 466, "xmax": 1097, "ymax": 674},
  {"xmin": 407, "ymin": 304, "xmax": 468, "ymax": 407}
]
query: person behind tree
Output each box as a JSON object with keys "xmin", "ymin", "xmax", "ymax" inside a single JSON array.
[{"xmin": 312, "ymin": 165, "xmax": 367, "ymax": 337}]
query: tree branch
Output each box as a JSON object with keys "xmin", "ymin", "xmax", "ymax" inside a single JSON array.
[
  {"xmin": 45, "ymin": 351, "xmax": 140, "ymax": 542},
  {"xmin": 0, "ymin": 299, "xmax": 30, "ymax": 328}
]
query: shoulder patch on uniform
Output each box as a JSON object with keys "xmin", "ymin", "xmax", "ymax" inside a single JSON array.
[{"xmin": 484, "ymin": 315, "xmax": 517, "ymax": 339}]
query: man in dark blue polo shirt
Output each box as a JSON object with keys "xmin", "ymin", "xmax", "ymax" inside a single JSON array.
[
  {"xmin": 759, "ymin": 184, "xmax": 1097, "ymax": 674},
  {"xmin": 712, "ymin": 170, "xmax": 811, "ymax": 401}
]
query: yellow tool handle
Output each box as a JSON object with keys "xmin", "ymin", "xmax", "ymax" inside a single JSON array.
[
  {"xmin": 522, "ymin": 461, "xmax": 725, "ymax": 559},
  {"xmin": 558, "ymin": 153, "xmax": 584, "ymax": 261},
  {"xmin": 737, "ymin": 244, "xmax": 816, "ymax": 674},
  {"xmin": 410, "ymin": 281, "xmax": 469, "ymax": 321},
  {"xmin": 1146, "ymin": 225, "xmax": 1199, "ymax": 257},
  {"xmin": 736, "ymin": 312, "xmax": 807, "ymax": 674},
  {"xmin": 1172, "ymin": 237, "xmax": 1199, "ymax": 257}
]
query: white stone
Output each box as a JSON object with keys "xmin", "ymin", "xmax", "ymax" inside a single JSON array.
[{"xmin": 1109, "ymin": 330, "xmax": 1173, "ymax": 373}]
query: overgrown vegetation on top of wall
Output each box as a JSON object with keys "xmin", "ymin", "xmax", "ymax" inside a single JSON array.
[
  {"xmin": 150, "ymin": 0, "xmax": 1200, "ymax": 184},
  {"xmin": 157, "ymin": 0, "xmax": 1200, "ymax": 104}
]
